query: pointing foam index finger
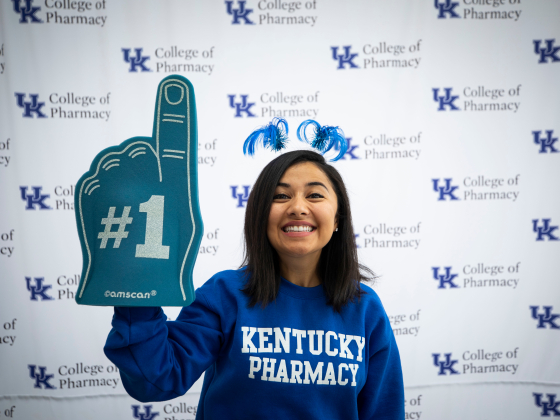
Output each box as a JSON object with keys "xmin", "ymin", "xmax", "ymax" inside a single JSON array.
[{"xmin": 152, "ymin": 75, "xmax": 197, "ymax": 177}]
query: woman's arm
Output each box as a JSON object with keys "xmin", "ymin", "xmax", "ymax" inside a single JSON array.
[
  {"xmin": 104, "ymin": 289, "xmax": 223, "ymax": 402},
  {"xmin": 357, "ymin": 314, "xmax": 405, "ymax": 419}
]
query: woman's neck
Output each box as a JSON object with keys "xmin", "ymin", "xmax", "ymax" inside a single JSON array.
[{"xmin": 278, "ymin": 252, "xmax": 321, "ymax": 288}]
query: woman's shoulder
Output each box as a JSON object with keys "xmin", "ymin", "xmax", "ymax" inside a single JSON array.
[
  {"xmin": 352, "ymin": 283, "xmax": 395, "ymax": 344},
  {"xmin": 357, "ymin": 282, "xmax": 384, "ymax": 308},
  {"xmin": 195, "ymin": 268, "xmax": 248, "ymax": 307},
  {"xmin": 353, "ymin": 282, "xmax": 391, "ymax": 325},
  {"xmin": 201, "ymin": 268, "xmax": 247, "ymax": 288}
]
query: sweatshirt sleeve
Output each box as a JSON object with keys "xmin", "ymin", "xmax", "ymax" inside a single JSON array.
[
  {"xmin": 357, "ymin": 311, "xmax": 405, "ymax": 419},
  {"xmin": 103, "ymin": 287, "xmax": 223, "ymax": 402}
]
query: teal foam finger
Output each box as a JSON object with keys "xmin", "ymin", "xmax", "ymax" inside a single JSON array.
[{"xmin": 74, "ymin": 75, "xmax": 203, "ymax": 307}]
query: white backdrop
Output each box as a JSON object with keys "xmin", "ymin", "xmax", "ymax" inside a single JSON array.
[{"xmin": 1, "ymin": 0, "xmax": 559, "ymax": 419}]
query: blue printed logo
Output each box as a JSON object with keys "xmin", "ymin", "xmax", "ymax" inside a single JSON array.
[
  {"xmin": 432, "ymin": 179, "xmax": 459, "ymax": 201},
  {"xmin": 28, "ymin": 365, "xmax": 56, "ymax": 389},
  {"xmin": 12, "ymin": 0, "xmax": 42, "ymax": 23},
  {"xmin": 354, "ymin": 233, "xmax": 360, "ymax": 248},
  {"xmin": 225, "ymin": 1, "xmax": 254, "ymax": 24},
  {"xmin": 432, "ymin": 353, "xmax": 459, "ymax": 375},
  {"xmin": 432, "ymin": 267, "xmax": 459, "ymax": 289},
  {"xmin": 228, "ymin": 95, "xmax": 256, "ymax": 117},
  {"xmin": 20, "ymin": 186, "xmax": 52, "ymax": 210},
  {"xmin": 433, "ymin": 88, "xmax": 460, "ymax": 111},
  {"xmin": 231, "ymin": 186, "xmax": 250, "ymax": 208},
  {"xmin": 15, "ymin": 93, "xmax": 47, "ymax": 118},
  {"xmin": 530, "ymin": 306, "xmax": 560, "ymax": 329},
  {"xmin": 331, "ymin": 46, "xmax": 359, "ymax": 70},
  {"xmin": 533, "ymin": 219, "xmax": 559, "ymax": 241},
  {"xmin": 26, "ymin": 277, "xmax": 54, "ymax": 301},
  {"xmin": 122, "ymin": 48, "xmax": 151, "ymax": 72},
  {"xmin": 131, "ymin": 405, "xmax": 160, "ymax": 420},
  {"xmin": 434, "ymin": 0, "xmax": 460, "ymax": 19},
  {"xmin": 534, "ymin": 393, "xmax": 560, "ymax": 417},
  {"xmin": 533, "ymin": 130, "xmax": 558, "ymax": 153},
  {"xmin": 534, "ymin": 40, "xmax": 560, "ymax": 64},
  {"xmin": 334, "ymin": 137, "xmax": 359, "ymax": 160}
]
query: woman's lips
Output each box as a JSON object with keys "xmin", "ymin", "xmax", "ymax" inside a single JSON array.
[{"xmin": 282, "ymin": 230, "xmax": 315, "ymax": 237}]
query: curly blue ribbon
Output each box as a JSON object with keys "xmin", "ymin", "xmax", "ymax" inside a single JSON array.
[
  {"xmin": 296, "ymin": 120, "xmax": 348, "ymax": 161},
  {"xmin": 243, "ymin": 118, "xmax": 289, "ymax": 156}
]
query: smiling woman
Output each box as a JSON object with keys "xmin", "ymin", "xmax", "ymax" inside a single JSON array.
[
  {"xmin": 242, "ymin": 150, "xmax": 375, "ymax": 312},
  {"xmin": 105, "ymin": 150, "xmax": 404, "ymax": 420}
]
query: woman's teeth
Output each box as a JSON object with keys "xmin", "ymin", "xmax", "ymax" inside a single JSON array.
[{"xmin": 284, "ymin": 225, "xmax": 314, "ymax": 232}]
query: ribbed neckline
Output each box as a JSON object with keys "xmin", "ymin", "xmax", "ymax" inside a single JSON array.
[{"xmin": 279, "ymin": 277, "xmax": 325, "ymax": 300}]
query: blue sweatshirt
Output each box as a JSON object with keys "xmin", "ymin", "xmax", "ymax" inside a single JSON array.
[{"xmin": 104, "ymin": 269, "xmax": 404, "ymax": 419}]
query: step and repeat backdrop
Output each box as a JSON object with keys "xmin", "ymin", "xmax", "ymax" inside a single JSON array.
[{"xmin": 1, "ymin": 0, "xmax": 559, "ymax": 419}]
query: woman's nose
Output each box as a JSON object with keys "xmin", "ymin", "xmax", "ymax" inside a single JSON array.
[{"xmin": 288, "ymin": 195, "xmax": 309, "ymax": 216}]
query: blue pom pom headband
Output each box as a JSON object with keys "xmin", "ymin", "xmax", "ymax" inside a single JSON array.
[
  {"xmin": 243, "ymin": 117, "xmax": 288, "ymax": 157},
  {"xmin": 243, "ymin": 119, "xmax": 348, "ymax": 162}
]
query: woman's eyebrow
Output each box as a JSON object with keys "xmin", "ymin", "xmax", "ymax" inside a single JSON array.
[
  {"xmin": 307, "ymin": 181, "xmax": 329, "ymax": 191},
  {"xmin": 276, "ymin": 182, "xmax": 329, "ymax": 191}
]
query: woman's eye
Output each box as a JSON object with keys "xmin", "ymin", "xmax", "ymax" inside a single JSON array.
[
  {"xmin": 308, "ymin": 193, "xmax": 324, "ymax": 199},
  {"xmin": 273, "ymin": 193, "xmax": 290, "ymax": 199}
]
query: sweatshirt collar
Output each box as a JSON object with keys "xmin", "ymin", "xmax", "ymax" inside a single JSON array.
[{"xmin": 279, "ymin": 277, "xmax": 325, "ymax": 299}]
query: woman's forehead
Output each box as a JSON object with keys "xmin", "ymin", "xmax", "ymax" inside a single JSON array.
[{"xmin": 279, "ymin": 162, "xmax": 330, "ymax": 184}]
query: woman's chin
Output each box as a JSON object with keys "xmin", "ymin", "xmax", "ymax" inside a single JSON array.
[{"xmin": 278, "ymin": 247, "xmax": 321, "ymax": 260}]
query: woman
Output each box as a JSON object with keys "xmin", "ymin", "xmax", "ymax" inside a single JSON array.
[{"xmin": 104, "ymin": 150, "xmax": 404, "ymax": 419}]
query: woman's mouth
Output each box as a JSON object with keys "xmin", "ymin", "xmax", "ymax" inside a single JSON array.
[{"xmin": 282, "ymin": 225, "xmax": 315, "ymax": 233}]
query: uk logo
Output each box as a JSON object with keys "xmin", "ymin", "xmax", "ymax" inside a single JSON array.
[
  {"xmin": 530, "ymin": 306, "xmax": 560, "ymax": 329},
  {"xmin": 331, "ymin": 46, "xmax": 359, "ymax": 70},
  {"xmin": 131, "ymin": 405, "xmax": 160, "ymax": 420},
  {"xmin": 432, "ymin": 353, "xmax": 459, "ymax": 375},
  {"xmin": 533, "ymin": 219, "xmax": 559, "ymax": 241},
  {"xmin": 533, "ymin": 130, "xmax": 558, "ymax": 153},
  {"xmin": 231, "ymin": 185, "xmax": 250, "ymax": 208},
  {"xmin": 20, "ymin": 186, "xmax": 51, "ymax": 210},
  {"xmin": 12, "ymin": 0, "xmax": 42, "ymax": 23},
  {"xmin": 122, "ymin": 48, "xmax": 151, "ymax": 72},
  {"xmin": 534, "ymin": 40, "xmax": 560, "ymax": 64},
  {"xmin": 334, "ymin": 137, "xmax": 359, "ymax": 160},
  {"xmin": 433, "ymin": 88, "xmax": 460, "ymax": 111},
  {"xmin": 432, "ymin": 267, "xmax": 459, "ymax": 289},
  {"xmin": 228, "ymin": 95, "xmax": 256, "ymax": 117},
  {"xmin": 533, "ymin": 393, "xmax": 560, "ymax": 417},
  {"xmin": 432, "ymin": 179, "xmax": 459, "ymax": 201},
  {"xmin": 434, "ymin": 0, "xmax": 460, "ymax": 19},
  {"xmin": 26, "ymin": 277, "xmax": 54, "ymax": 301},
  {"xmin": 225, "ymin": 1, "xmax": 254, "ymax": 24},
  {"xmin": 28, "ymin": 365, "xmax": 56, "ymax": 389},
  {"xmin": 15, "ymin": 93, "xmax": 47, "ymax": 118}
]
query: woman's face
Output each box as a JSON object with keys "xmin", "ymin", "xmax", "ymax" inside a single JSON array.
[{"xmin": 267, "ymin": 162, "xmax": 338, "ymax": 262}]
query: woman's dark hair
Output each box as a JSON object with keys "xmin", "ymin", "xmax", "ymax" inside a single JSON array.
[{"xmin": 241, "ymin": 150, "xmax": 376, "ymax": 313}]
